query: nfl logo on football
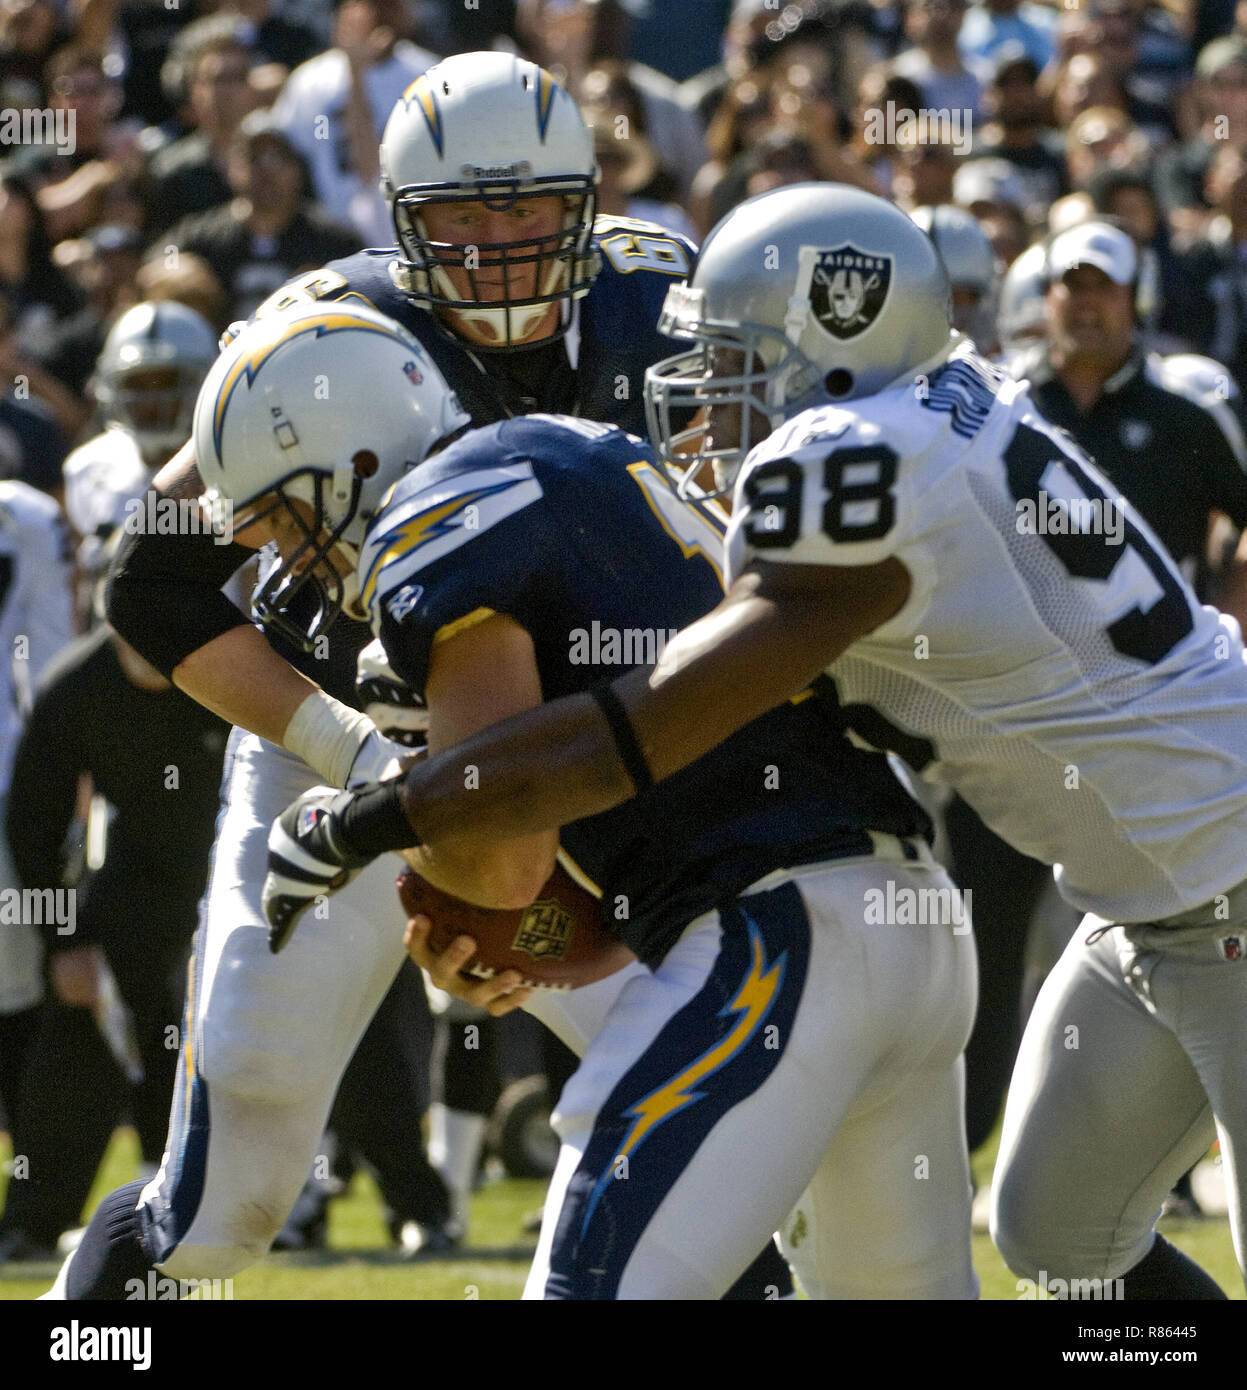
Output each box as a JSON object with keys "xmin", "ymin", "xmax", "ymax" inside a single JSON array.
[{"xmin": 512, "ymin": 900, "xmax": 573, "ymax": 961}]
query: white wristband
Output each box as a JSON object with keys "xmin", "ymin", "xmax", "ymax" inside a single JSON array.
[{"xmin": 284, "ymin": 689, "xmax": 375, "ymax": 789}]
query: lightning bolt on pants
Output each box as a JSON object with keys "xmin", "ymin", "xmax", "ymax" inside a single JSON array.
[{"xmin": 526, "ymin": 849, "xmax": 979, "ymax": 1299}]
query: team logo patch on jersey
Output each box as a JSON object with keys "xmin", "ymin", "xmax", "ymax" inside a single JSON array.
[
  {"xmin": 385, "ymin": 583, "xmax": 424, "ymax": 623},
  {"xmin": 1219, "ymin": 934, "xmax": 1244, "ymax": 961},
  {"xmin": 809, "ymin": 247, "xmax": 893, "ymax": 340},
  {"xmin": 511, "ymin": 900, "xmax": 574, "ymax": 961}
]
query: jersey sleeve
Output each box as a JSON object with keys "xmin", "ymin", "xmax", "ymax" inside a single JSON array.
[
  {"xmin": 358, "ymin": 458, "xmax": 547, "ymax": 699},
  {"xmin": 727, "ymin": 409, "xmax": 910, "ymax": 578}
]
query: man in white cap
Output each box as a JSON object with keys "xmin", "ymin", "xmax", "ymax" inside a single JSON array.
[{"xmin": 1013, "ymin": 218, "xmax": 1247, "ymax": 600}]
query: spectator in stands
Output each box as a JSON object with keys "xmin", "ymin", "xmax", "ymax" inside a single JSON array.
[
  {"xmin": 519, "ymin": 0, "xmax": 708, "ymax": 199},
  {"xmin": 1064, "ymin": 107, "xmax": 1152, "ymax": 193},
  {"xmin": 977, "ymin": 196, "xmax": 1031, "ymax": 266},
  {"xmin": 207, "ymin": 0, "xmax": 322, "ymax": 71},
  {"xmin": 157, "ymin": 113, "xmax": 360, "ymax": 322},
  {"xmin": 147, "ymin": 16, "xmax": 263, "ymax": 236},
  {"xmin": 134, "ymin": 252, "xmax": 230, "ymax": 336},
  {"xmin": 0, "ymin": 0, "xmax": 66, "ymax": 104},
  {"xmin": 851, "ymin": 66, "xmax": 924, "ymax": 199},
  {"xmin": 892, "ymin": 0, "xmax": 991, "ymax": 124},
  {"xmin": 744, "ymin": 0, "xmax": 884, "ymax": 121},
  {"xmin": 581, "ymin": 61, "xmax": 685, "ymax": 207},
  {"xmin": 270, "ymin": 0, "xmax": 437, "ymax": 245},
  {"xmin": 40, "ymin": 225, "xmax": 145, "ymax": 407},
  {"xmin": 689, "ymin": 71, "xmax": 776, "ymax": 234},
  {"xmin": 972, "ymin": 43, "xmax": 1066, "ymax": 218},
  {"xmin": 411, "ymin": 0, "xmax": 518, "ymax": 56},
  {"xmin": 891, "ymin": 140, "xmax": 960, "ymax": 212},
  {"xmin": 0, "ymin": 173, "xmax": 82, "ymax": 363},
  {"xmin": 626, "ymin": 0, "xmax": 732, "ymax": 84},
  {"xmin": 1154, "ymin": 35, "xmax": 1247, "ymax": 247},
  {"xmin": 953, "ymin": 154, "xmax": 1027, "ymax": 223},
  {"xmin": 1170, "ymin": 143, "xmax": 1247, "ymax": 392},
  {"xmin": 22, "ymin": 48, "xmax": 149, "ymax": 244},
  {"xmin": 959, "ymin": 0, "xmax": 1056, "ymax": 71},
  {"xmin": 1045, "ymin": 49, "xmax": 1176, "ymax": 150}
]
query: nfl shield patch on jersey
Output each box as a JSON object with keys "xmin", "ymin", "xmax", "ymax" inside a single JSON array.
[{"xmin": 1218, "ymin": 934, "xmax": 1244, "ymax": 961}]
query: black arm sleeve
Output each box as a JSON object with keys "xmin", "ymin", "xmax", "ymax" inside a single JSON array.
[
  {"xmin": 6, "ymin": 636, "xmax": 91, "ymax": 947},
  {"xmin": 105, "ymin": 490, "xmax": 256, "ymax": 679}
]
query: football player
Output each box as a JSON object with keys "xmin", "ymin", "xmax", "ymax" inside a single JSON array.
[
  {"xmin": 216, "ymin": 302, "xmax": 977, "ymax": 1301},
  {"xmin": 62, "ymin": 301, "xmax": 218, "ymax": 618},
  {"xmin": 279, "ymin": 183, "xmax": 1247, "ymax": 1297},
  {"xmin": 44, "ymin": 52, "xmax": 779, "ymax": 1300},
  {"xmin": 0, "ymin": 479, "xmax": 74, "ymax": 1145}
]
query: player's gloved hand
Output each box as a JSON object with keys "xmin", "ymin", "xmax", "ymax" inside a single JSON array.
[
  {"xmin": 264, "ymin": 787, "xmax": 376, "ymax": 953},
  {"xmin": 345, "ymin": 727, "xmax": 411, "ymax": 788}
]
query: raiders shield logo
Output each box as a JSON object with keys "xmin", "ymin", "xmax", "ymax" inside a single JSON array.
[{"xmin": 809, "ymin": 246, "xmax": 893, "ymax": 340}]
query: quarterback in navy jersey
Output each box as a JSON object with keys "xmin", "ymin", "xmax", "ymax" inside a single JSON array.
[{"xmin": 361, "ymin": 413, "xmax": 929, "ymax": 966}]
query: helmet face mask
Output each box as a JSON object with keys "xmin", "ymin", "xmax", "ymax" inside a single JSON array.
[
  {"xmin": 106, "ymin": 364, "xmax": 204, "ymax": 456},
  {"xmin": 233, "ymin": 470, "xmax": 365, "ymax": 652},
  {"xmin": 391, "ymin": 180, "xmax": 597, "ymax": 350},
  {"xmin": 94, "ymin": 301, "xmax": 218, "ymax": 464},
  {"xmin": 644, "ymin": 184, "xmax": 957, "ymax": 495},
  {"xmin": 380, "ymin": 53, "xmax": 600, "ymax": 352},
  {"xmin": 646, "ymin": 291, "xmax": 823, "ymax": 496}
]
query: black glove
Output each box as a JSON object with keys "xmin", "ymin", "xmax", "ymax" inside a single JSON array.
[{"xmin": 264, "ymin": 787, "xmax": 376, "ymax": 954}]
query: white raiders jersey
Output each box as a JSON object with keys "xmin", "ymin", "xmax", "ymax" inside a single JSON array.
[
  {"xmin": 62, "ymin": 427, "xmax": 152, "ymax": 555},
  {"xmin": 0, "ymin": 481, "xmax": 73, "ymax": 795},
  {"xmin": 726, "ymin": 339, "xmax": 1247, "ymax": 921}
]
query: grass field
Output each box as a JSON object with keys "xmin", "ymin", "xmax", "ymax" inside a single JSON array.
[{"xmin": 0, "ymin": 1125, "xmax": 1240, "ymax": 1300}]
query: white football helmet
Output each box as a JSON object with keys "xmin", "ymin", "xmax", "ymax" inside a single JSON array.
[
  {"xmin": 645, "ymin": 183, "xmax": 955, "ymax": 493},
  {"xmin": 93, "ymin": 301, "xmax": 218, "ymax": 464},
  {"xmin": 379, "ymin": 51, "xmax": 599, "ymax": 351},
  {"xmin": 193, "ymin": 302, "xmax": 470, "ymax": 650},
  {"xmin": 910, "ymin": 205, "xmax": 1000, "ymax": 351}
]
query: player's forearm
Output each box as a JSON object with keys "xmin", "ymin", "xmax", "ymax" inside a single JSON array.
[
  {"xmin": 395, "ymin": 689, "xmax": 635, "ymax": 845},
  {"xmin": 401, "ymin": 832, "xmax": 559, "ymax": 911},
  {"xmin": 172, "ymin": 625, "xmax": 322, "ymax": 746},
  {"xmin": 388, "ymin": 569, "xmax": 885, "ymax": 847}
]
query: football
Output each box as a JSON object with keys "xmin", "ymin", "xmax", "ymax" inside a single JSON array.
[{"xmin": 397, "ymin": 861, "xmax": 636, "ymax": 990}]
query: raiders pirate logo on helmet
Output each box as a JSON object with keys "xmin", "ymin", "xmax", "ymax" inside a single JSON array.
[{"xmin": 810, "ymin": 246, "xmax": 893, "ymax": 341}]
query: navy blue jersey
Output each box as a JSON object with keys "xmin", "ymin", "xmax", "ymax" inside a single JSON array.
[
  {"xmin": 257, "ymin": 213, "xmax": 696, "ymax": 436},
  {"xmin": 251, "ymin": 215, "xmax": 696, "ymax": 701},
  {"xmin": 358, "ymin": 415, "xmax": 930, "ymax": 964}
]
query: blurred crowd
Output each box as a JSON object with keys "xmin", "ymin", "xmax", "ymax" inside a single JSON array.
[
  {"xmin": 2, "ymin": 0, "xmax": 1246, "ymax": 490},
  {"xmin": 1, "ymin": 0, "xmax": 1246, "ymax": 1257}
]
